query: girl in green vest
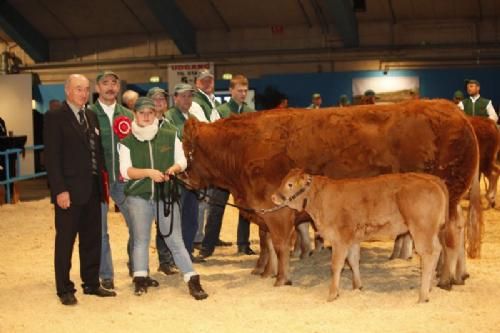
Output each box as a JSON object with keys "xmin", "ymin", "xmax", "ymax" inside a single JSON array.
[{"xmin": 118, "ymin": 97, "xmax": 208, "ymax": 300}]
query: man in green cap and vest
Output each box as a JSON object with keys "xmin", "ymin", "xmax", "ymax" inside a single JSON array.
[
  {"xmin": 307, "ymin": 93, "xmax": 322, "ymax": 109},
  {"xmin": 165, "ymin": 83, "xmax": 207, "ymax": 262},
  {"xmin": 189, "ymin": 69, "xmax": 233, "ymax": 250},
  {"xmin": 90, "ymin": 70, "xmax": 134, "ymax": 289},
  {"xmin": 191, "ymin": 69, "xmax": 221, "ymax": 123},
  {"xmin": 146, "ymin": 86, "xmax": 181, "ymax": 275},
  {"xmin": 198, "ymin": 74, "xmax": 256, "ymax": 258},
  {"xmin": 453, "ymin": 90, "xmax": 464, "ymax": 105},
  {"xmin": 458, "ymin": 79, "xmax": 498, "ymax": 122}
]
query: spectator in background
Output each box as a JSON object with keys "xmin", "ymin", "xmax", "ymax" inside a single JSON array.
[
  {"xmin": 453, "ymin": 90, "xmax": 464, "ymax": 105},
  {"xmin": 122, "ymin": 90, "xmax": 139, "ymax": 110},
  {"xmin": 307, "ymin": 93, "xmax": 322, "ymax": 109},
  {"xmin": 458, "ymin": 79, "xmax": 498, "ymax": 122},
  {"xmin": 165, "ymin": 83, "xmax": 205, "ymax": 262},
  {"xmin": 146, "ymin": 86, "xmax": 179, "ymax": 275},
  {"xmin": 190, "ymin": 69, "xmax": 230, "ymax": 250},
  {"xmin": 198, "ymin": 74, "xmax": 256, "ymax": 259},
  {"xmin": 363, "ymin": 90, "xmax": 376, "ymax": 104},
  {"xmin": 277, "ymin": 97, "xmax": 289, "ymax": 108},
  {"xmin": 0, "ymin": 116, "xmax": 6, "ymax": 137},
  {"xmin": 338, "ymin": 95, "xmax": 350, "ymax": 107}
]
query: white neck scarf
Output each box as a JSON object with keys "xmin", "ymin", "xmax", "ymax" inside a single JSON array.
[{"xmin": 131, "ymin": 118, "xmax": 159, "ymax": 142}]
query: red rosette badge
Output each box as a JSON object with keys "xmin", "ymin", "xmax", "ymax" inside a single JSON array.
[{"xmin": 113, "ymin": 116, "xmax": 132, "ymax": 139}]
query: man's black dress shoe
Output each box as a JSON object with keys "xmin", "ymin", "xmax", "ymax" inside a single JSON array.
[
  {"xmin": 83, "ymin": 286, "xmax": 117, "ymax": 297},
  {"xmin": 198, "ymin": 248, "xmax": 213, "ymax": 259},
  {"xmin": 237, "ymin": 245, "xmax": 256, "ymax": 255},
  {"xmin": 191, "ymin": 255, "xmax": 206, "ymax": 263},
  {"xmin": 216, "ymin": 239, "xmax": 233, "ymax": 247},
  {"xmin": 59, "ymin": 293, "xmax": 77, "ymax": 306}
]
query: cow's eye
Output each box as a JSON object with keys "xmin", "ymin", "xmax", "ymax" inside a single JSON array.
[{"xmin": 287, "ymin": 183, "xmax": 293, "ymax": 188}]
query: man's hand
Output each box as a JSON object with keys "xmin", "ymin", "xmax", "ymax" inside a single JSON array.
[{"xmin": 56, "ymin": 191, "xmax": 71, "ymax": 209}]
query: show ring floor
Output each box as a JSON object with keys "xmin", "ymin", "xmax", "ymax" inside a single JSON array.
[{"xmin": 1, "ymin": 183, "xmax": 499, "ymax": 333}]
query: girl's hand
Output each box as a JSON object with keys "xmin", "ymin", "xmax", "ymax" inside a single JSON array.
[
  {"xmin": 164, "ymin": 165, "xmax": 180, "ymax": 180},
  {"xmin": 149, "ymin": 169, "xmax": 165, "ymax": 182}
]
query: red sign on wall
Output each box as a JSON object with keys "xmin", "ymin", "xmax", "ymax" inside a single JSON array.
[{"xmin": 271, "ymin": 25, "xmax": 284, "ymax": 35}]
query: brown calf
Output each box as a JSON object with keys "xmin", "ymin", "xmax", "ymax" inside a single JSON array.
[{"xmin": 272, "ymin": 169, "xmax": 448, "ymax": 303}]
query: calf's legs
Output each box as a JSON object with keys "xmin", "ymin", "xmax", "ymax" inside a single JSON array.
[
  {"xmin": 328, "ymin": 243, "xmax": 348, "ymax": 302},
  {"xmin": 346, "ymin": 243, "xmax": 362, "ymax": 290}
]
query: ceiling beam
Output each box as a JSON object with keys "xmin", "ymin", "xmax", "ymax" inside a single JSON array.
[
  {"xmin": 0, "ymin": 0, "xmax": 49, "ymax": 62},
  {"xmin": 324, "ymin": 0, "xmax": 359, "ymax": 47},
  {"xmin": 145, "ymin": 0, "xmax": 196, "ymax": 54}
]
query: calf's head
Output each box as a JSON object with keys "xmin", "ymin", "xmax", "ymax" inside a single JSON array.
[{"xmin": 271, "ymin": 168, "xmax": 312, "ymax": 211}]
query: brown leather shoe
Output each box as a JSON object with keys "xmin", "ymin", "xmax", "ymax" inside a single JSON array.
[
  {"xmin": 187, "ymin": 275, "xmax": 208, "ymax": 300},
  {"xmin": 101, "ymin": 279, "xmax": 114, "ymax": 290}
]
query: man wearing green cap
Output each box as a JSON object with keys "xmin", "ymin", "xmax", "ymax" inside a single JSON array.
[
  {"xmin": 363, "ymin": 89, "xmax": 376, "ymax": 105},
  {"xmin": 146, "ymin": 86, "xmax": 180, "ymax": 275},
  {"xmin": 307, "ymin": 93, "xmax": 322, "ymax": 109},
  {"xmin": 165, "ymin": 83, "xmax": 205, "ymax": 261},
  {"xmin": 453, "ymin": 90, "xmax": 464, "ymax": 105},
  {"xmin": 90, "ymin": 70, "xmax": 134, "ymax": 289},
  {"xmin": 191, "ymin": 69, "xmax": 221, "ymax": 123},
  {"xmin": 198, "ymin": 75, "xmax": 256, "ymax": 258},
  {"xmin": 458, "ymin": 80, "xmax": 498, "ymax": 121},
  {"xmin": 338, "ymin": 94, "xmax": 350, "ymax": 107}
]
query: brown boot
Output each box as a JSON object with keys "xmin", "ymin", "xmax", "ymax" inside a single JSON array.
[{"xmin": 187, "ymin": 275, "xmax": 208, "ymax": 300}]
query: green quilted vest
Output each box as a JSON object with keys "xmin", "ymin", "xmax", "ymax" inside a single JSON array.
[
  {"xmin": 121, "ymin": 127, "xmax": 176, "ymax": 200},
  {"xmin": 462, "ymin": 97, "xmax": 490, "ymax": 117},
  {"xmin": 90, "ymin": 102, "xmax": 134, "ymax": 183}
]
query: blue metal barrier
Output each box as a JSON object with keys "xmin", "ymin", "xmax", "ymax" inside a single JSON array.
[{"xmin": 0, "ymin": 145, "xmax": 46, "ymax": 204}]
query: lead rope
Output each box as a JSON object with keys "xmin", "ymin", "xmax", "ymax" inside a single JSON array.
[{"xmin": 155, "ymin": 180, "xmax": 181, "ymax": 238}]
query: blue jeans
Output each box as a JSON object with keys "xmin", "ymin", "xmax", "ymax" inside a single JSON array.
[
  {"xmin": 181, "ymin": 188, "xmax": 199, "ymax": 254},
  {"xmin": 127, "ymin": 195, "xmax": 195, "ymax": 277},
  {"xmin": 100, "ymin": 181, "xmax": 134, "ymax": 279}
]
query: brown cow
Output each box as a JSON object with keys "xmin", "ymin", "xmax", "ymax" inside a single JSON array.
[
  {"xmin": 272, "ymin": 169, "xmax": 447, "ymax": 303},
  {"xmin": 468, "ymin": 116, "xmax": 500, "ymax": 208},
  {"xmin": 182, "ymin": 99, "xmax": 481, "ymax": 289}
]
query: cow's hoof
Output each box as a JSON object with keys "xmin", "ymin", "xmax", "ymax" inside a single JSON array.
[
  {"xmin": 418, "ymin": 297, "xmax": 430, "ymax": 304},
  {"xmin": 462, "ymin": 272, "xmax": 470, "ymax": 281},
  {"xmin": 327, "ymin": 293, "xmax": 339, "ymax": 302},
  {"xmin": 452, "ymin": 277, "xmax": 465, "ymax": 286},
  {"xmin": 285, "ymin": 280, "xmax": 292, "ymax": 286},
  {"xmin": 251, "ymin": 268, "xmax": 264, "ymax": 275},
  {"xmin": 274, "ymin": 279, "xmax": 286, "ymax": 287}
]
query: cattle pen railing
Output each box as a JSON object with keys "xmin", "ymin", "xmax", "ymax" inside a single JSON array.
[{"xmin": 0, "ymin": 145, "xmax": 46, "ymax": 204}]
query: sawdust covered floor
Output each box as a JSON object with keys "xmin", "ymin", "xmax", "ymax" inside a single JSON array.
[{"xmin": 1, "ymin": 193, "xmax": 499, "ymax": 333}]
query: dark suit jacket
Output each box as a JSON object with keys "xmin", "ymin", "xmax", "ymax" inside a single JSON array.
[{"xmin": 44, "ymin": 101, "xmax": 105, "ymax": 205}]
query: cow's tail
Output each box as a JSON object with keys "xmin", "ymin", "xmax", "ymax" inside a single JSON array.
[{"xmin": 467, "ymin": 165, "xmax": 483, "ymax": 258}]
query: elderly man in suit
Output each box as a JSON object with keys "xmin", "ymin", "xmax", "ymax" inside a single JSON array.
[{"xmin": 44, "ymin": 74, "xmax": 116, "ymax": 306}]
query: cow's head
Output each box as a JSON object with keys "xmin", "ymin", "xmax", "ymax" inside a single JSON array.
[
  {"xmin": 271, "ymin": 168, "xmax": 312, "ymax": 211},
  {"xmin": 182, "ymin": 118, "xmax": 212, "ymax": 189}
]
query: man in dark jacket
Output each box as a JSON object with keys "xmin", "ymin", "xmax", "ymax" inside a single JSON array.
[{"xmin": 44, "ymin": 74, "xmax": 116, "ymax": 306}]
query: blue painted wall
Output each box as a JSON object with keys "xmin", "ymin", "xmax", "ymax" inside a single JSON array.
[
  {"xmin": 33, "ymin": 67, "xmax": 500, "ymax": 112},
  {"xmin": 252, "ymin": 67, "xmax": 500, "ymax": 109}
]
